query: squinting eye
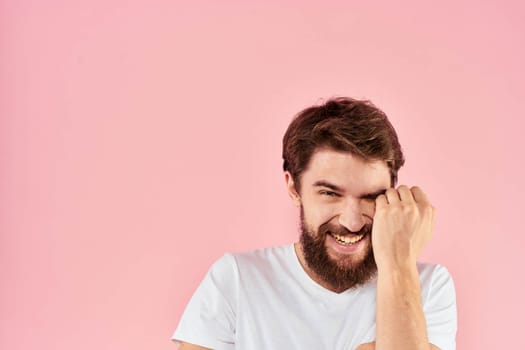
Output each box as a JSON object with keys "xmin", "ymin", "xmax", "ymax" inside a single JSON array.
[{"xmin": 320, "ymin": 190, "xmax": 338, "ymax": 197}]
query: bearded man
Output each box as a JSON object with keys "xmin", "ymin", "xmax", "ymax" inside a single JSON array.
[{"xmin": 172, "ymin": 97, "xmax": 457, "ymax": 350}]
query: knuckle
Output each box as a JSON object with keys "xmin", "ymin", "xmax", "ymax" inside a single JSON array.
[
  {"xmin": 402, "ymin": 203, "xmax": 416, "ymax": 213},
  {"xmin": 391, "ymin": 206, "xmax": 403, "ymax": 216}
]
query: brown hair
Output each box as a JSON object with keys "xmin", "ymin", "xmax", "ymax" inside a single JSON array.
[{"xmin": 282, "ymin": 97, "xmax": 405, "ymax": 191}]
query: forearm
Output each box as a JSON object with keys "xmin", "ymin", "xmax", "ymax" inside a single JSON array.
[{"xmin": 375, "ymin": 262, "xmax": 430, "ymax": 350}]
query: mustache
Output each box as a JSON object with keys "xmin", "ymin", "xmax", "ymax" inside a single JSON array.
[{"xmin": 321, "ymin": 222, "xmax": 372, "ymax": 237}]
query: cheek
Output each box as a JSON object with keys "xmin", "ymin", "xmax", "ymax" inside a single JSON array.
[
  {"xmin": 360, "ymin": 200, "xmax": 376, "ymax": 219},
  {"xmin": 304, "ymin": 202, "xmax": 338, "ymax": 228}
]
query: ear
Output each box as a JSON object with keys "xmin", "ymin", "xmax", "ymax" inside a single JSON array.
[{"xmin": 284, "ymin": 171, "xmax": 301, "ymax": 207}]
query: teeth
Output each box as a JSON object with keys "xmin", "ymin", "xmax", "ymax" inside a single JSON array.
[{"xmin": 331, "ymin": 232, "xmax": 364, "ymax": 245}]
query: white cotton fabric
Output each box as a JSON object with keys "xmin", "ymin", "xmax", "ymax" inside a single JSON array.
[{"xmin": 172, "ymin": 244, "xmax": 457, "ymax": 350}]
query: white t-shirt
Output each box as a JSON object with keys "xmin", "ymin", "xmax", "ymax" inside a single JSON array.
[{"xmin": 172, "ymin": 244, "xmax": 457, "ymax": 350}]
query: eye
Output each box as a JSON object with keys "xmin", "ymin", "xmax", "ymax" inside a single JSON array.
[{"xmin": 319, "ymin": 190, "xmax": 339, "ymax": 197}]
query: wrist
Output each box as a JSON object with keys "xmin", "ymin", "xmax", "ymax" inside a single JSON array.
[{"xmin": 376, "ymin": 256, "xmax": 418, "ymax": 275}]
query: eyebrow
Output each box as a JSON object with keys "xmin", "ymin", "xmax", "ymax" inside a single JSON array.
[
  {"xmin": 313, "ymin": 180, "xmax": 345, "ymax": 193},
  {"xmin": 360, "ymin": 188, "xmax": 387, "ymax": 200},
  {"xmin": 312, "ymin": 180, "xmax": 387, "ymax": 199}
]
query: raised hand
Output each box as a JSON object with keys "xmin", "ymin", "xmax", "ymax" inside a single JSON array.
[{"xmin": 371, "ymin": 185, "xmax": 435, "ymax": 269}]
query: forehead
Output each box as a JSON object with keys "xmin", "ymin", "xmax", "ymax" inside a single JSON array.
[{"xmin": 301, "ymin": 148, "xmax": 391, "ymax": 193}]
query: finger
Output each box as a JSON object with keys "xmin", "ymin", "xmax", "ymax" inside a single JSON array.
[
  {"xmin": 375, "ymin": 194, "xmax": 388, "ymax": 209},
  {"xmin": 385, "ymin": 188, "xmax": 400, "ymax": 204},
  {"xmin": 397, "ymin": 185, "xmax": 414, "ymax": 203},
  {"xmin": 411, "ymin": 186, "xmax": 431, "ymax": 205}
]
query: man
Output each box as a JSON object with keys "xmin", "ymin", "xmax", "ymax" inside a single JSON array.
[{"xmin": 172, "ymin": 97, "xmax": 457, "ymax": 350}]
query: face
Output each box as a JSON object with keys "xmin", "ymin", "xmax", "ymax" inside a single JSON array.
[{"xmin": 286, "ymin": 148, "xmax": 391, "ymax": 292}]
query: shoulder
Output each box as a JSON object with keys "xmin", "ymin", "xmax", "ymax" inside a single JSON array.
[
  {"xmin": 232, "ymin": 244, "xmax": 292, "ymax": 266},
  {"xmin": 206, "ymin": 244, "xmax": 292, "ymax": 281},
  {"xmin": 209, "ymin": 243, "xmax": 292, "ymax": 271},
  {"xmin": 222, "ymin": 244, "xmax": 294, "ymax": 282}
]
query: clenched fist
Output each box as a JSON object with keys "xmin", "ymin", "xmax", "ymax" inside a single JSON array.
[{"xmin": 372, "ymin": 185, "xmax": 436, "ymax": 269}]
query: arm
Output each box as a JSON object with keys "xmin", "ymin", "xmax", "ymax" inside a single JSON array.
[
  {"xmin": 370, "ymin": 186, "xmax": 437, "ymax": 350},
  {"xmin": 375, "ymin": 263, "xmax": 438, "ymax": 350}
]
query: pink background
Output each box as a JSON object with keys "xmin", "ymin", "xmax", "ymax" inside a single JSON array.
[{"xmin": 2, "ymin": 1, "xmax": 524, "ymax": 349}]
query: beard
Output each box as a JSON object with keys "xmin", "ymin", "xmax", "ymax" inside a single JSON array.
[{"xmin": 299, "ymin": 207, "xmax": 377, "ymax": 292}]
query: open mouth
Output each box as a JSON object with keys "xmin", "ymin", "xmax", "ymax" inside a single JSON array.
[{"xmin": 328, "ymin": 231, "xmax": 365, "ymax": 245}]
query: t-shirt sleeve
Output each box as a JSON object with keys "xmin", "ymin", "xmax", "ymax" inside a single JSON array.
[
  {"xmin": 172, "ymin": 254, "xmax": 238, "ymax": 350},
  {"xmin": 424, "ymin": 264, "xmax": 458, "ymax": 350}
]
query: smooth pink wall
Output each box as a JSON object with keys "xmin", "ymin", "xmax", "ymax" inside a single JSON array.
[{"xmin": 2, "ymin": 1, "xmax": 524, "ymax": 349}]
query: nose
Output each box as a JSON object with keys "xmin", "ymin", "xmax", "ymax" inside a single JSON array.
[{"xmin": 338, "ymin": 198, "xmax": 366, "ymax": 233}]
